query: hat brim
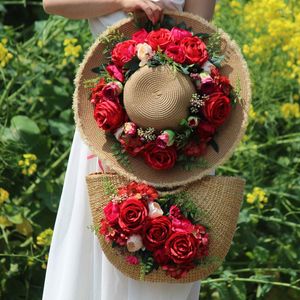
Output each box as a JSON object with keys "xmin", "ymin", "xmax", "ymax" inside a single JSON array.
[
  {"xmin": 86, "ymin": 173, "xmax": 245, "ymax": 283},
  {"xmin": 74, "ymin": 11, "xmax": 251, "ymax": 188}
]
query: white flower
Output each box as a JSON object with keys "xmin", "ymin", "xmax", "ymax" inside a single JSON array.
[
  {"xmin": 202, "ymin": 61, "xmax": 214, "ymax": 74},
  {"xmin": 136, "ymin": 43, "xmax": 154, "ymax": 67},
  {"xmin": 126, "ymin": 234, "xmax": 143, "ymax": 252},
  {"xmin": 148, "ymin": 201, "xmax": 164, "ymax": 219},
  {"xmin": 114, "ymin": 126, "xmax": 124, "ymax": 141}
]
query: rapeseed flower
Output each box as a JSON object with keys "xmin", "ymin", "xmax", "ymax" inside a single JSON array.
[{"xmin": 247, "ymin": 187, "xmax": 268, "ymax": 209}]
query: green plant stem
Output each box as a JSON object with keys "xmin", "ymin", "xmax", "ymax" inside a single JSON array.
[
  {"xmin": 0, "ymin": 77, "xmax": 16, "ymax": 109},
  {"xmin": 201, "ymin": 277, "xmax": 300, "ymax": 291},
  {"xmin": 1, "ymin": 1, "xmax": 42, "ymax": 6},
  {"xmin": 250, "ymin": 214, "xmax": 300, "ymax": 229},
  {"xmin": 23, "ymin": 146, "xmax": 70, "ymax": 196},
  {"xmin": 218, "ymin": 267, "xmax": 300, "ymax": 274}
]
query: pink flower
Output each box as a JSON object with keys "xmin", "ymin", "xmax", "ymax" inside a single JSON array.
[
  {"xmin": 123, "ymin": 122, "xmax": 137, "ymax": 136},
  {"xmin": 125, "ymin": 255, "xmax": 140, "ymax": 265},
  {"xmin": 170, "ymin": 27, "xmax": 192, "ymax": 44},
  {"xmin": 156, "ymin": 130, "xmax": 175, "ymax": 149},
  {"xmin": 106, "ymin": 64, "xmax": 124, "ymax": 82}
]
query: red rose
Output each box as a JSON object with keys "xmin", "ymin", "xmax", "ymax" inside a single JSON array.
[
  {"xmin": 94, "ymin": 100, "xmax": 125, "ymax": 132},
  {"xmin": 111, "ymin": 40, "xmax": 137, "ymax": 67},
  {"xmin": 90, "ymin": 78, "xmax": 106, "ymax": 104},
  {"xmin": 218, "ymin": 75, "xmax": 231, "ymax": 96},
  {"xmin": 118, "ymin": 197, "xmax": 148, "ymax": 234},
  {"xmin": 143, "ymin": 142, "xmax": 177, "ymax": 170},
  {"xmin": 120, "ymin": 136, "xmax": 145, "ymax": 157},
  {"xmin": 170, "ymin": 27, "xmax": 192, "ymax": 44},
  {"xmin": 197, "ymin": 122, "xmax": 216, "ymax": 143},
  {"xmin": 162, "ymin": 263, "xmax": 195, "ymax": 279},
  {"xmin": 169, "ymin": 205, "xmax": 194, "ymax": 233},
  {"xmin": 146, "ymin": 28, "xmax": 171, "ymax": 50},
  {"xmin": 143, "ymin": 216, "xmax": 172, "ymax": 251},
  {"xmin": 102, "ymin": 82, "xmax": 122, "ymax": 102},
  {"xmin": 165, "ymin": 232, "xmax": 199, "ymax": 264},
  {"xmin": 183, "ymin": 141, "xmax": 207, "ymax": 157},
  {"xmin": 180, "ymin": 36, "xmax": 208, "ymax": 65},
  {"xmin": 202, "ymin": 92, "xmax": 232, "ymax": 127},
  {"xmin": 132, "ymin": 28, "xmax": 148, "ymax": 43},
  {"xmin": 153, "ymin": 248, "xmax": 171, "ymax": 265},
  {"xmin": 103, "ymin": 201, "xmax": 120, "ymax": 226},
  {"xmin": 169, "ymin": 205, "xmax": 183, "ymax": 220},
  {"xmin": 118, "ymin": 181, "xmax": 158, "ymax": 202},
  {"xmin": 106, "ymin": 64, "xmax": 124, "ymax": 82},
  {"xmin": 165, "ymin": 44, "xmax": 185, "ymax": 64}
]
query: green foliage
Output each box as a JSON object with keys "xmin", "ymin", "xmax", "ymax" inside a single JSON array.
[
  {"xmin": 102, "ymin": 177, "xmax": 117, "ymax": 196},
  {"xmin": 111, "ymin": 141, "xmax": 132, "ymax": 170}
]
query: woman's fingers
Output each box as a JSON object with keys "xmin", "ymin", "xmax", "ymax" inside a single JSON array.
[{"xmin": 139, "ymin": 0, "xmax": 162, "ymax": 24}]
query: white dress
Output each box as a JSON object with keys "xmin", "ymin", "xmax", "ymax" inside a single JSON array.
[{"xmin": 42, "ymin": 1, "xmax": 202, "ymax": 299}]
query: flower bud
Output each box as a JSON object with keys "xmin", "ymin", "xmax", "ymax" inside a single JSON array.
[
  {"xmin": 126, "ymin": 234, "xmax": 143, "ymax": 252},
  {"xmin": 156, "ymin": 130, "xmax": 175, "ymax": 148},
  {"xmin": 148, "ymin": 201, "xmax": 164, "ymax": 219}
]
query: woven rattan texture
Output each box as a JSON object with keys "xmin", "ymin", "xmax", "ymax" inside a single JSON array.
[{"xmin": 86, "ymin": 173, "xmax": 245, "ymax": 283}]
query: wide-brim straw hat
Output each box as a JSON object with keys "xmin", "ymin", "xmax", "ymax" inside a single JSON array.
[
  {"xmin": 74, "ymin": 11, "xmax": 251, "ymax": 188},
  {"xmin": 86, "ymin": 173, "xmax": 245, "ymax": 283}
]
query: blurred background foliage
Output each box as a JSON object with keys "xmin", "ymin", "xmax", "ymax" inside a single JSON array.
[{"xmin": 0, "ymin": 0, "xmax": 299, "ymax": 299}]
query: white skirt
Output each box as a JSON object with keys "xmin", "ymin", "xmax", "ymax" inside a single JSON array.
[{"xmin": 42, "ymin": 129, "xmax": 201, "ymax": 300}]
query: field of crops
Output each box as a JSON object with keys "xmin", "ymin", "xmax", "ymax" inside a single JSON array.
[{"xmin": 0, "ymin": 0, "xmax": 299, "ymax": 299}]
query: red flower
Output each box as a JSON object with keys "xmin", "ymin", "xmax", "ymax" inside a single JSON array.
[
  {"xmin": 111, "ymin": 40, "xmax": 137, "ymax": 67},
  {"xmin": 118, "ymin": 197, "xmax": 148, "ymax": 234},
  {"xmin": 165, "ymin": 232, "xmax": 199, "ymax": 264},
  {"xmin": 169, "ymin": 205, "xmax": 194, "ymax": 233},
  {"xmin": 165, "ymin": 44, "xmax": 185, "ymax": 64},
  {"xmin": 101, "ymin": 82, "xmax": 122, "ymax": 102},
  {"xmin": 143, "ymin": 142, "xmax": 177, "ymax": 170},
  {"xmin": 118, "ymin": 181, "xmax": 158, "ymax": 202},
  {"xmin": 162, "ymin": 263, "xmax": 195, "ymax": 279},
  {"xmin": 170, "ymin": 27, "xmax": 192, "ymax": 44},
  {"xmin": 106, "ymin": 64, "xmax": 124, "ymax": 82},
  {"xmin": 193, "ymin": 224, "xmax": 209, "ymax": 258},
  {"xmin": 120, "ymin": 136, "xmax": 145, "ymax": 157},
  {"xmin": 202, "ymin": 92, "xmax": 232, "ymax": 127},
  {"xmin": 90, "ymin": 78, "xmax": 106, "ymax": 104},
  {"xmin": 146, "ymin": 28, "xmax": 172, "ymax": 50},
  {"xmin": 143, "ymin": 216, "xmax": 172, "ymax": 251},
  {"xmin": 218, "ymin": 75, "xmax": 231, "ymax": 96},
  {"xmin": 197, "ymin": 122, "xmax": 216, "ymax": 143},
  {"xmin": 99, "ymin": 219, "xmax": 128, "ymax": 246},
  {"xmin": 183, "ymin": 141, "xmax": 207, "ymax": 157},
  {"xmin": 103, "ymin": 201, "xmax": 120, "ymax": 226},
  {"xmin": 180, "ymin": 36, "xmax": 208, "ymax": 65},
  {"xmin": 94, "ymin": 100, "xmax": 125, "ymax": 132},
  {"xmin": 153, "ymin": 248, "xmax": 171, "ymax": 265},
  {"xmin": 132, "ymin": 28, "xmax": 148, "ymax": 43}
]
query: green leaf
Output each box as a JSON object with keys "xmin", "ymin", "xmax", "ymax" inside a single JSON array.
[
  {"xmin": 209, "ymin": 138, "xmax": 220, "ymax": 153},
  {"xmin": 10, "ymin": 115, "xmax": 40, "ymax": 145},
  {"xmin": 124, "ymin": 56, "xmax": 141, "ymax": 79},
  {"xmin": 195, "ymin": 32, "xmax": 210, "ymax": 39},
  {"xmin": 7, "ymin": 213, "xmax": 23, "ymax": 225},
  {"xmin": 228, "ymin": 281, "xmax": 246, "ymax": 300},
  {"xmin": 210, "ymin": 55, "xmax": 225, "ymax": 68},
  {"xmin": 48, "ymin": 120, "xmax": 73, "ymax": 136}
]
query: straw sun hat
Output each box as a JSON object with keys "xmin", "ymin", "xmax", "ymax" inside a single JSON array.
[
  {"xmin": 73, "ymin": 11, "xmax": 251, "ymax": 188},
  {"xmin": 86, "ymin": 173, "xmax": 245, "ymax": 283}
]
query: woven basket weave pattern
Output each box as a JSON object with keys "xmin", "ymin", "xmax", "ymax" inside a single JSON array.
[{"xmin": 86, "ymin": 173, "xmax": 245, "ymax": 283}]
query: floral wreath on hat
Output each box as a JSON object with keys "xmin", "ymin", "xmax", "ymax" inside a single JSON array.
[
  {"xmin": 99, "ymin": 180, "xmax": 209, "ymax": 280},
  {"xmin": 85, "ymin": 16, "xmax": 241, "ymax": 171}
]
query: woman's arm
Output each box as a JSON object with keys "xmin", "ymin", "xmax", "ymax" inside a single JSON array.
[
  {"xmin": 183, "ymin": 0, "xmax": 216, "ymax": 21},
  {"xmin": 43, "ymin": 0, "xmax": 166, "ymax": 23}
]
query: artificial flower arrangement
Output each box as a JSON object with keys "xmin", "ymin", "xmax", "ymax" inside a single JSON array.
[
  {"xmin": 99, "ymin": 180, "xmax": 209, "ymax": 280},
  {"xmin": 86, "ymin": 16, "xmax": 240, "ymax": 171}
]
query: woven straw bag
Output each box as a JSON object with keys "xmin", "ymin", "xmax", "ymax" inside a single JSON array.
[{"xmin": 86, "ymin": 173, "xmax": 245, "ymax": 283}]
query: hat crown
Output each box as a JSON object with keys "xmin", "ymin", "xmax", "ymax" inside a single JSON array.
[{"xmin": 123, "ymin": 65, "xmax": 196, "ymax": 130}]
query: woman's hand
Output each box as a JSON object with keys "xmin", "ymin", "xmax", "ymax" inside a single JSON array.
[{"xmin": 118, "ymin": 0, "xmax": 176, "ymax": 24}]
